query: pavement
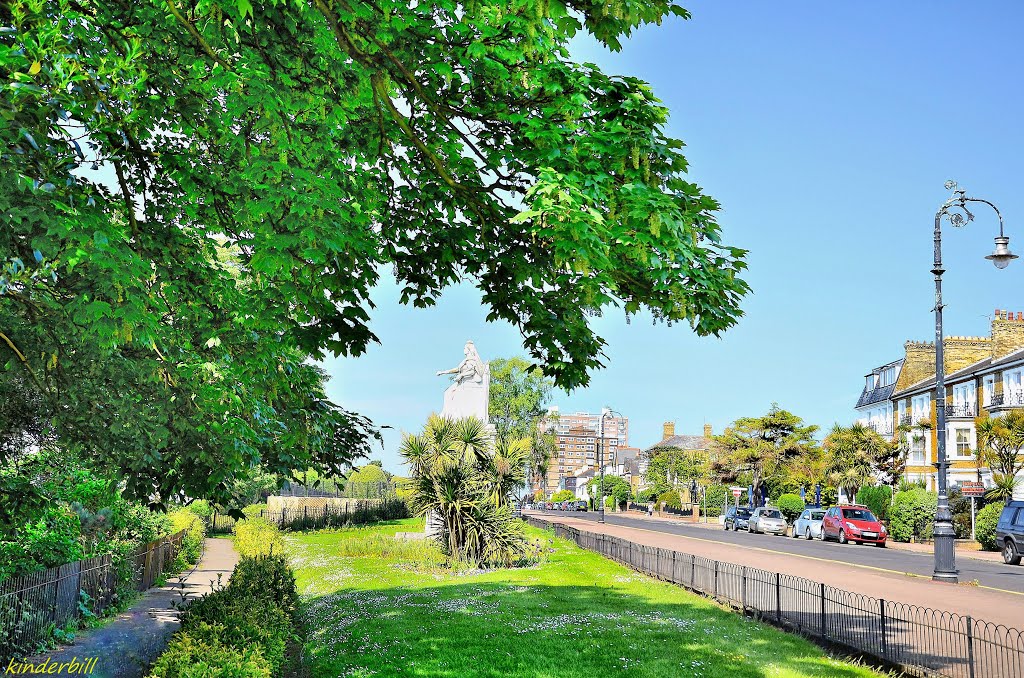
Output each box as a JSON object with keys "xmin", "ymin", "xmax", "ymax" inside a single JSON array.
[
  {"xmin": 23, "ymin": 538, "xmax": 240, "ymax": 678},
  {"xmin": 528, "ymin": 510, "xmax": 1024, "ymax": 632}
]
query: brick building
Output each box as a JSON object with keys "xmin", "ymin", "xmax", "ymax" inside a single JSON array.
[{"xmin": 539, "ymin": 407, "xmax": 629, "ymax": 495}]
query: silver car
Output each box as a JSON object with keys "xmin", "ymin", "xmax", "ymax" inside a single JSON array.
[
  {"xmin": 749, "ymin": 507, "xmax": 787, "ymax": 535},
  {"xmin": 793, "ymin": 508, "xmax": 826, "ymax": 540}
]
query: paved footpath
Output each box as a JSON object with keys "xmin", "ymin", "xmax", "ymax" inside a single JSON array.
[
  {"xmin": 25, "ymin": 538, "xmax": 239, "ymax": 678},
  {"xmin": 530, "ymin": 512, "xmax": 1024, "ymax": 632}
]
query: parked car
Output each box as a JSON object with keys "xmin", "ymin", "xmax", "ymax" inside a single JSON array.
[
  {"xmin": 544, "ymin": 502, "xmax": 553, "ymax": 510},
  {"xmin": 723, "ymin": 506, "xmax": 753, "ymax": 531},
  {"xmin": 561, "ymin": 500, "xmax": 574, "ymax": 511},
  {"xmin": 793, "ymin": 508, "xmax": 826, "ymax": 540},
  {"xmin": 820, "ymin": 504, "xmax": 886, "ymax": 546},
  {"xmin": 748, "ymin": 507, "xmax": 787, "ymax": 535},
  {"xmin": 996, "ymin": 500, "xmax": 1024, "ymax": 565},
  {"xmin": 574, "ymin": 500, "xmax": 588, "ymax": 512}
]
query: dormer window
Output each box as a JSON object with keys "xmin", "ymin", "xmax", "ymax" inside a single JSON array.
[
  {"xmin": 879, "ymin": 366, "xmax": 896, "ymax": 387},
  {"xmin": 866, "ymin": 375, "xmax": 877, "ymax": 391}
]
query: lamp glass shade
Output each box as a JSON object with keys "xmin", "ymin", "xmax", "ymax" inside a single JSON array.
[{"xmin": 986, "ymin": 236, "xmax": 1017, "ymax": 269}]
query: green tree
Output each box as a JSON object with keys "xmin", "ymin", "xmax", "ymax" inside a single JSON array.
[
  {"xmin": 644, "ymin": 448, "xmax": 706, "ymax": 496},
  {"xmin": 400, "ymin": 416, "xmax": 527, "ymax": 566},
  {"xmin": 489, "ymin": 357, "xmax": 557, "ymax": 497},
  {"xmin": 589, "ymin": 475, "xmax": 631, "ymax": 508},
  {"xmin": 711, "ymin": 406, "xmax": 818, "ymax": 505},
  {"xmin": 1, "ymin": 0, "xmax": 748, "ymax": 505},
  {"xmin": 975, "ymin": 410, "xmax": 1024, "ymax": 502},
  {"xmin": 551, "ymin": 489, "xmax": 576, "ymax": 502},
  {"xmin": 823, "ymin": 423, "xmax": 892, "ymax": 502},
  {"xmin": 889, "ymin": 487, "xmax": 937, "ymax": 542},
  {"xmin": 855, "ymin": 485, "xmax": 893, "ymax": 523},
  {"xmin": 775, "ymin": 494, "xmax": 805, "ymax": 524}
]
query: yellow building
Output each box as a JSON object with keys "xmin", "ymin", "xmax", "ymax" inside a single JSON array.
[{"xmin": 856, "ymin": 309, "xmax": 1024, "ymax": 497}]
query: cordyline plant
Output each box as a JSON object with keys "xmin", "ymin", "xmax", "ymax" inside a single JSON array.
[
  {"xmin": 975, "ymin": 410, "xmax": 1024, "ymax": 503},
  {"xmin": 1, "ymin": 0, "xmax": 748, "ymax": 505},
  {"xmin": 400, "ymin": 416, "xmax": 530, "ymax": 566}
]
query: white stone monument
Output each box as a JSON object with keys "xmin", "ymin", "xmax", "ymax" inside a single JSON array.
[{"xmin": 435, "ymin": 340, "xmax": 491, "ymax": 421}]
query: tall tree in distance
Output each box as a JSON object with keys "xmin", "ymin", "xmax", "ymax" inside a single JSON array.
[
  {"xmin": 711, "ymin": 405, "xmax": 818, "ymax": 504},
  {"xmin": 823, "ymin": 423, "xmax": 892, "ymax": 502}
]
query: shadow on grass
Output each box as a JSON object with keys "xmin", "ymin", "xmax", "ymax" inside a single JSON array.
[{"xmin": 299, "ymin": 581, "xmax": 881, "ymax": 678}]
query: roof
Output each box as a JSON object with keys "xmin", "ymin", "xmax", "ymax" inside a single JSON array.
[
  {"xmin": 892, "ymin": 350, "xmax": 1024, "ymax": 398},
  {"xmin": 855, "ymin": 359, "xmax": 904, "ymax": 408},
  {"xmin": 644, "ymin": 435, "xmax": 710, "ymax": 454}
]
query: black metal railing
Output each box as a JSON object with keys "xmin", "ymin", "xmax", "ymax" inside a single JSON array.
[
  {"xmin": 990, "ymin": 391, "xmax": 1024, "ymax": 408},
  {"xmin": 944, "ymin": 403, "xmax": 977, "ymax": 419},
  {"xmin": 900, "ymin": 414, "xmax": 913, "ymax": 427},
  {"xmin": 258, "ymin": 498, "xmax": 409, "ymax": 530},
  {"xmin": 277, "ymin": 481, "xmax": 396, "ymax": 499},
  {"xmin": 526, "ymin": 517, "xmax": 1024, "ymax": 678},
  {"xmin": 867, "ymin": 421, "xmax": 894, "ymax": 436}
]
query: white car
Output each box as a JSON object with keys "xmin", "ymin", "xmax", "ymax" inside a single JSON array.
[
  {"xmin": 748, "ymin": 507, "xmax": 787, "ymax": 535},
  {"xmin": 793, "ymin": 508, "xmax": 826, "ymax": 540}
]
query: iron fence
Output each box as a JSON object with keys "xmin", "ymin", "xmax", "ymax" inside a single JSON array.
[
  {"xmin": 527, "ymin": 517, "xmax": 1024, "ymax": 678},
  {"xmin": 0, "ymin": 530, "xmax": 186, "ymax": 663},
  {"xmin": 259, "ymin": 498, "xmax": 409, "ymax": 530},
  {"xmin": 276, "ymin": 481, "xmax": 396, "ymax": 499}
]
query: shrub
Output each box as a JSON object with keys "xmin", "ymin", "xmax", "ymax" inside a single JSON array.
[
  {"xmin": 147, "ymin": 631, "xmax": 272, "ymax": 678},
  {"xmin": 550, "ymin": 490, "xmax": 575, "ymax": 502},
  {"xmin": 234, "ymin": 517, "xmax": 285, "ymax": 558},
  {"xmin": 657, "ymin": 490, "xmax": 681, "ymax": 509},
  {"xmin": 775, "ymin": 494, "xmax": 805, "ymax": 524},
  {"xmin": 855, "ymin": 485, "xmax": 893, "ymax": 523},
  {"xmin": 703, "ymin": 484, "xmax": 729, "ymax": 512},
  {"xmin": 635, "ymin": 488, "xmax": 658, "ymax": 503},
  {"xmin": 185, "ymin": 500, "xmax": 215, "ymax": 522},
  {"xmin": 151, "ymin": 555, "xmax": 302, "ymax": 678},
  {"xmin": 167, "ymin": 510, "xmax": 206, "ymax": 569},
  {"xmin": 889, "ymin": 488, "xmax": 937, "ymax": 542},
  {"xmin": 975, "ymin": 502, "xmax": 1003, "ymax": 551}
]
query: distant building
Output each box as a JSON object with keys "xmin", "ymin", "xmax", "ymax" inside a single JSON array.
[
  {"xmin": 540, "ymin": 407, "xmax": 629, "ymax": 495},
  {"xmin": 639, "ymin": 422, "xmax": 713, "ymax": 491},
  {"xmin": 854, "ymin": 309, "xmax": 1024, "ymax": 497}
]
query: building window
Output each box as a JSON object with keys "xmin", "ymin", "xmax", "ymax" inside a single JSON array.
[
  {"xmin": 866, "ymin": 375, "xmax": 876, "ymax": 391},
  {"xmin": 954, "ymin": 429, "xmax": 972, "ymax": 457},
  {"xmin": 911, "ymin": 395, "xmax": 930, "ymax": 423},
  {"xmin": 1004, "ymin": 369, "xmax": 1024, "ymax": 401},
  {"xmin": 910, "ymin": 435, "xmax": 926, "ymax": 466},
  {"xmin": 983, "ymin": 375, "xmax": 995, "ymax": 406}
]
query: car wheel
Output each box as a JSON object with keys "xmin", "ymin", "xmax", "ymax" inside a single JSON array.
[
  {"xmin": 875, "ymin": 541, "xmax": 886, "ymax": 548},
  {"xmin": 724, "ymin": 522, "xmax": 730, "ymax": 531},
  {"xmin": 791, "ymin": 526, "xmax": 799, "ymax": 538},
  {"xmin": 1004, "ymin": 540, "xmax": 1022, "ymax": 565},
  {"xmin": 805, "ymin": 527, "xmax": 812, "ymax": 540},
  {"xmin": 854, "ymin": 541, "xmax": 862, "ymax": 545},
  {"xmin": 839, "ymin": 530, "xmax": 848, "ymax": 544},
  {"xmin": 817, "ymin": 528, "xmax": 825, "ymax": 541}
]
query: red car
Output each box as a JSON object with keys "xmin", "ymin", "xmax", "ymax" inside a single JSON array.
[{"xmin": 820, "ymin": 504, "xmax": 887, "ymax": 547}]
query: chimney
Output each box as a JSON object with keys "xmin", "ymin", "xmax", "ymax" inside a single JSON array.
[
  {"xmin": 942, "ymin": 335, "xmax": 991, "ymax": 373},
  {"xmin": 703, "ymin": 423, "xmax": 713, "ymax": 439},
  {"xmin": 662, "ymin": 421, "xmax": 675, "ymax": 439},
  {"xmin": 896, "ymin": 341, "xmax": 936, "ymax": 391},
  {"xmin": 992, "ymin": 310, "xmax": 1024, "ymax": 359}
]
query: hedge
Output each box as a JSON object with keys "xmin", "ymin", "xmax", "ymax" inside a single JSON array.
[
  {"xmin": 148, "ymin": 555, "xmax": 299, "ymax": 678},
  {"xmin": 657, "ymin": 490, "xmax": 682, "ymax": 509},
  {"xmin": 234, "ymin": 516, "xmax": 285, "ymax": 558},
  {"xmin": 855, "ymin": 486, "xmax": 892, "ymax": 523},
  {"xmin": 889, "ymin": 487, "xmax": 937, "ymax": 542},
  {"xmin": 167, "ymin": 510, "xmax": 206, "ymax": 570},
  {"xmin": 975, "ymin": 502, "xmax": 1003, "ymax": 551},
  {"xmin": 775, "ymin": 494, "xmax": 805, "ymax": 524}
]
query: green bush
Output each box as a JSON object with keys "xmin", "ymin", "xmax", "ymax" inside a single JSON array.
[
  {"xmin": 167, "ymin": 510, "xmax": 206, "ymax": 570},
  {"xmin": 234, "ymin": 517, "xmax": 285, "ymax": 558},
  {"xmin": 657, "ymin": 490, "xmax": 681, "ymax": 509},
  {"xmin": 147, "ymin": 631, "xmax": 272, "ymax": 678},
  {"xmin": 635, "ymin": 488, "xmax": 658, "ymax": 503},
  {"xmin": 185, "ymin": 500, "xmax": 215, "ymax": 522},
  {"xmin": 775, "ymin": 494, "xmax": 805, "ymax": 524},
  {"xmin": 975, "ymin": 502, "xmax": 1003, "ymax": 551},
  {"xmin": 550, "ymin": 490, "xmax": 575, "ymax": 502},
  {"xmin": 703, "ymin": 484, "xmax": 729, "ymax": 511},
  {"xmin": 889, "ymin": 488, "xmax": 937, "ymax": 542},
  {"xmin": 151, "ymin": 555, "xmax": 301, "ymax": 678},
  {"xmin": 855, "ymin": 485, "xmax": 893, "ymax": 523}
]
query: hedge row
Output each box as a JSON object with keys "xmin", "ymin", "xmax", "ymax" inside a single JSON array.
[{"xmin": 148, "ymin": 554, "xmax": 300, "ymax": 678}]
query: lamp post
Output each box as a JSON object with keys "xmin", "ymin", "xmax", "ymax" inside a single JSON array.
[
  {"xmin": 931, "ymin": 181, "xmax": 1016, "ymax": 583},
  {"xmin": 598, "ymin": 407, "xmax": 622, "ymax": 524}
]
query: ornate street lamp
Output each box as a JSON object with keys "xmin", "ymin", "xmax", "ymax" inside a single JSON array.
[{"xmin": 931, "ymin": 181, "xmax": 1015, "ymax": 583}]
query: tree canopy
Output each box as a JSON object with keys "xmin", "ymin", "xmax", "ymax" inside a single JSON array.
[{"xmin": 1, "ymin": 0, "xmax": 748, "ymax": 504}]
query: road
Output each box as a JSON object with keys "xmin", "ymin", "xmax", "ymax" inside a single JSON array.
[{"xmin": 532, "ymin": 509, "xmax": 1024, "ymax": 594}]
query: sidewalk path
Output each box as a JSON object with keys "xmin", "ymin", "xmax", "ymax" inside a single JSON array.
[
  {"xmin": 531, "ymin": 512, "xmax": 1024, "ymax": 631},
  {"xmin": 25, "ymin": 538, "xmax": 239, "ymax": 678}
]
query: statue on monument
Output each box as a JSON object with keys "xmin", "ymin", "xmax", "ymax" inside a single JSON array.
[{"xmin": 436, "ymin": 340, "xmax": 490, "ymax": 422}]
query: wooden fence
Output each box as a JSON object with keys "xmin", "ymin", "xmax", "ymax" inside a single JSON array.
[{"xmin": 0, "ymin": 530, "xmax": 186, "ymax": 663}]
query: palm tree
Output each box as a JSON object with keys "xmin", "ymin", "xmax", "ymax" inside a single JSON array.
[
  {"xmin": 976, "ymin": 409, "xmax": 1024, "ymax": 503},
  {"xmin": 399, "ymin": 415, "xmax": 527, "ymax": 566},
  {"xmin": 824, "ymin": 423, "xmax": 891, "ymax": 502}
]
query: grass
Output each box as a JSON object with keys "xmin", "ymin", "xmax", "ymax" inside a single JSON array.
[{"xmin": 284, "ymin": 518, "xmax": 884, "ymax": 678}]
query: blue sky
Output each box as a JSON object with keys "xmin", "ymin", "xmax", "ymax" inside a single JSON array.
[{"xmin": 323, "ymin": 2, "xmax": 1024, "ymax": 472}]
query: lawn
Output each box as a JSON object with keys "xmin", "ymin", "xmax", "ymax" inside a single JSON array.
[{"xmin": 285, "ymin": 519, "xmax": 883, "ymax": 678}]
